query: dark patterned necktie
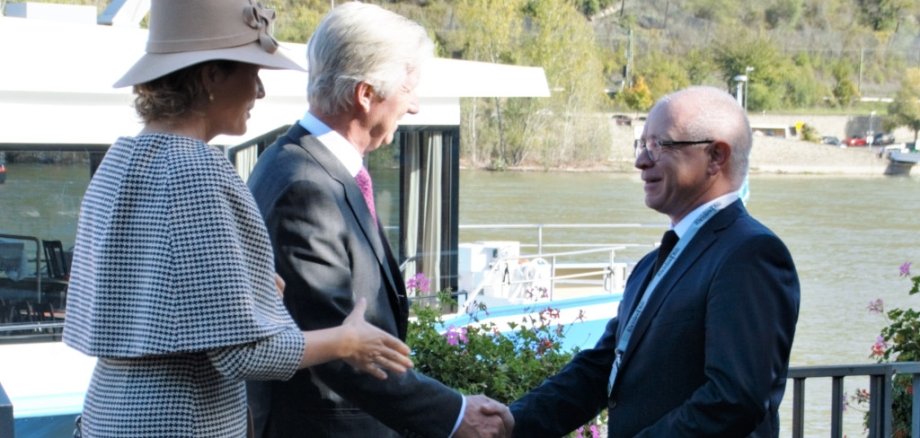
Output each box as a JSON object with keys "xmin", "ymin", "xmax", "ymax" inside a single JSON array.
[
  {"xmin": 355, "ymin": 167, "xmax": 377, "ymax": 222},
  {"xmin": 653, "ymin": 230, "xmax": 679, "ymax": 275}
]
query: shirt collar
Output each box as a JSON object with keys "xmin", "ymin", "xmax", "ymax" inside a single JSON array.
[
  {"xmin": 672, "ymin": 191, "xmax": 739, "ymax": 238},
  {"xmin": 298, "ymin": 111, "xmax": 363, "ymax": 177}
]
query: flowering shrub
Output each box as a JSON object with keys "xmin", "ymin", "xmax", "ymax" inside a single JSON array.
[
  {"xmin": 405, "ymin": 274, "xmax": 605, "ymax": 437},
  {"xmin": 850, "ymin": 262, "xmax": 920, "ymax": 437}
]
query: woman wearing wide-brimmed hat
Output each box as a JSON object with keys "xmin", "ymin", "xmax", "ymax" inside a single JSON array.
[{"xmin": 62, "ymin": 1, "xmax": 413, "ymax": 436}]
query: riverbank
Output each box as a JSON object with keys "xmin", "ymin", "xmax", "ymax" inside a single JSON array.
[
  {"xmin": 500, "ymin": 136, "xmax": 893, "ymax": 175},
  {"xmin": 601, "ymin": 116, "xmax": 894, "ymax": 175}
]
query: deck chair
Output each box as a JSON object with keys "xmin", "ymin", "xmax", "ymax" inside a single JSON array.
[
  {"xmin": 41, "ymin": 240, "xmax": 70, "ymax": 313},
  {"xmin": 42, "ymin": 240, "xmax": 68, "ymax": 280}
]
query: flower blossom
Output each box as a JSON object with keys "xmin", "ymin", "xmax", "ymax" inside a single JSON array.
[
  {"xmin": 406, "ymin": 272, "xmax": 431, "ymax": 295},
  {"xmin": 870, "ymin": 335, "xmax": 888, "ymax": 358},
  {"xmin": 900, "ymin": 262, "xmax": 912, "ymax": 277},
  {"xmin": 444, "ymin": 325, "xmax": 468, "ymax": 346},
  {"xmin": 867, "ymin": 298, "xmax": 884, "ymax": 314}
]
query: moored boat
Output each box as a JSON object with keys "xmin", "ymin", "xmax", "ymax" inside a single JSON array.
[{"xmin": 884, "ymin": 149, "xmax": 920, "ymax": 176}]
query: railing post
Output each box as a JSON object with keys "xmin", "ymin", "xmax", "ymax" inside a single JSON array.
[
  {"xmin": 548, "ymin": 255, "xmax": 556, "ymax": 300},
  {"xmin": 537, "ymin": 224, "xmax": 543, "ymax": 254},
  {"xmin": 883, "ymin": 368, "xmax": 894, "ymax": 437},
  {"xmin": 831, "ymin": 376, "xmax": 843, "ymax": 438},
  {"xmin": 868, "ymin": 372, "xmax": 886, "ymax": 437},
  {"xmin": 913, "ymin": 373, "xmax": 920, "ymax": 438},
  {"xmin": 792, "ymin": 377, "xmax": 804, "ymax": 438},
  {"xmin": 0, "ymin": 381, "xmax": 13, "ymax": 438}
]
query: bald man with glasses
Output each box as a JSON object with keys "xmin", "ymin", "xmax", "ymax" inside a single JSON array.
[{"xmin": 506, "ymin": 86, "xmax": 800, "ymax": 437}]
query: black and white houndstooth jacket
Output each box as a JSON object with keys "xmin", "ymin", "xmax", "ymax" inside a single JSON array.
[{"xmin": 62, "ymin": 134, "xmax": 304, "ymax": 436}]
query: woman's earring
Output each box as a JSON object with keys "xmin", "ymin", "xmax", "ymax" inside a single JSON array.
[{"xmin": 208, "ymin": 93, "xmax": 215, "ymax": 102}]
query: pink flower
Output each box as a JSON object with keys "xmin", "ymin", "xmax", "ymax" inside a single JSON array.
[
  {"xmin": 590, "ymin": 424, "xmax": 600, "ymax": 438},
  {"xmin": 900, "ymin": 262, "xmax": 912, "ymax": 277},
  {"xmin": 870, "ymin": 335, "xmax": 888, "ymax": 358},
  {"xmin": 406, "ymin": 272, "xmax": 431, "ymax": 294},
  {"xmin": 444, "ymin": 325, "xmax": 468, "ymax": 346},
  {"xmin": 867, "ymin": 298, "xmax": 884, "ymax": 314}
]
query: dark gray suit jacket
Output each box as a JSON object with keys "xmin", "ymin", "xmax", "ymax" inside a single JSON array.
[
  {"xmin": 511, "ymin": 200, "xmax": 800, "ymax": 437},
  {"xmin": 247, "ymin": 123, "xmax": 463, "ymax": 437}
]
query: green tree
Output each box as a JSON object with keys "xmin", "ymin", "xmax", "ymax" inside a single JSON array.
[
  {"xmin": 634, "ymin": 52, "xmax": 690, "ymax": 100},
  {"xmin": 619, "ymin": 76, "xmax": 654, "ymax": 112},
  {"xmin": 454, "ymin": 0, "xmax": 526, "ymax": 168},
  {"xmin": 856, "ymin": 0, "xmax": 912, "ymax": 31},
  {"xmin": 764, "ymin": 0, "xmax": 804, "ymax": 29},
  {"xmin": 713, "ymin": 34, "xmax": 785, "ymax": 111},
  {"xmin": 271, "ymin": 0, "xmax": 329, "ymax": 44},
  {"xmin": 518, "ymin": 0, "xmax": 610, "ymax": 167},
  {"xmin": 887, "ymin": 68, "xmax": 920, "ymax": 142},
  {"xmin": 829, "ymin": 61, "xmax": 860, "ymax": 107}
]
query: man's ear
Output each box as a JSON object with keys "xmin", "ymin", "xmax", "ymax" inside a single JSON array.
[
  {"xmin": 708, "ymin": 141, "xmax": 731, "ymax": 175},
  {"xmin": 355, "ymin": 81, "xmax": 375, "ymax": 113}
]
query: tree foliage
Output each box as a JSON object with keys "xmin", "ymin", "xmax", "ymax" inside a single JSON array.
[
  {"xmin": 887, "ymin": 68, "xmax": 920, "ymax": 141},
  {"xmin": 450, "ymin": 0, "xmax": 611, "ymax": 169},
  {"xmin": 37, "ymin": 0, "xmax": 920, "ymax": 167}
]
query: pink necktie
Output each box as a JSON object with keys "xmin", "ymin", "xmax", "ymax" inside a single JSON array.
[{"xmin": 355, "ymin": 167, "xmax": 377, "ymax": 222}]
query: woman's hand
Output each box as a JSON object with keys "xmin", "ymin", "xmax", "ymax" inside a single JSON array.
[
  {"xmin": 340, "ymin": 298, "xmax": 413, "ymax": 379},
  {"xmin": 273, "ymin": 274, "xmax": 285, "ymax": 298}
]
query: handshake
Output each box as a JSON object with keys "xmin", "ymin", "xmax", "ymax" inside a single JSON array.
[{"xmin": 456, "ymin": 395, "xmax": 515, "ymax": 438}]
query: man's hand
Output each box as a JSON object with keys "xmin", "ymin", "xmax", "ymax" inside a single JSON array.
[{"xmin": 454, "ymin": 395, "xmax": 513, "ymax": 438}]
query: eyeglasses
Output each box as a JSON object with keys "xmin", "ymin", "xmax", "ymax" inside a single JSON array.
[{"xmin": 634, "ymin": 138, "xmax": 713, "ymax": 162}]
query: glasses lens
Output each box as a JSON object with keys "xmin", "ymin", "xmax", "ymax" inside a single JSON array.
[{"xmin": 635, "ymin": 139, "xmax": 657, "ymax": 161}]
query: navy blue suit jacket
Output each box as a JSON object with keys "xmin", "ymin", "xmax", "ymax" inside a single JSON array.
[
  {"xmin": 247, "ymin": 123, "xmax": 463, "ymax": 437},
  {"xmin": 511, "ymin": 200, "xmax": 800, "ymax": 437}
]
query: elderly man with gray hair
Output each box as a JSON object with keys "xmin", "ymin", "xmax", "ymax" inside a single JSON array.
[{"xmin": 247, "ymin": 2, "xmax": 512, "ymax": 437}]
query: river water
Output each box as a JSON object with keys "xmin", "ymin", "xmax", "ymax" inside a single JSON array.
[
  {"xmin": 458, "ymin": 169, "xmax": 920, "ymax": 437},
  {"xmin": 3, "ymin": 160, "xmax": 919, "ymax": 436}
]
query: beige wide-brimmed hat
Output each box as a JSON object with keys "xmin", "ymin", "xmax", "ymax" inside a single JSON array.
[{"xmin": 114, "ymin": 0, "xmax": 305, "ymax": 88}]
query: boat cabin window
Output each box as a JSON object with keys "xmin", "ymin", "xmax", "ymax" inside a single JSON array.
[
  {"xmin": 0, "ymin": 126, "xmax": 462, "ymax": 343},
  {"xmin": 229, "ymin": 125, "xmax": 462, "ymax": 300},
  {"xmin": 0, "ymin": 145, "xmax": 105, "ymax": 344},
  {"xmin": 370, "ymin": 127, "xmax": 460, "ymax": 297}
]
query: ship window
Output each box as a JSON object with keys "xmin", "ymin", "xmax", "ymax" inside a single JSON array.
[{"xmin": 0, "ymin": 145, "xmax": 105, "ymax": 344}]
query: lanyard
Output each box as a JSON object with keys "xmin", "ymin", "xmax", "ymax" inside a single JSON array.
[{"xmin": 607, "ymin": 201, "xmax": 726, "ymax": 394}]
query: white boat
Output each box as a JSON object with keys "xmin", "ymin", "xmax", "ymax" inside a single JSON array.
[
  {"xmin": 884, "ymin": 149, "xmax": 920, "ymax": 176},
  {"xmin": 420, "ymin": 224, "xmax": 663, "ymax": 352}
]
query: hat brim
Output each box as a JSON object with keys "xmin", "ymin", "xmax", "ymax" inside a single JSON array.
[{"xmin": 114, "ymin": 42, "xmax": 306, "ymax": 88}]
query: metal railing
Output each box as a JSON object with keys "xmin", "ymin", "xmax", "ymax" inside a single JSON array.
[
  {"xmin": 457, "ymin": 223, "xmax": 661, "ymax": 304},
  {"xmin": 787, "ymin": 362, "xmax": 920, "ymax": 437},
  {"xmin": 460, "ymin": 223, "xmax": 663, "ymax": 255}
]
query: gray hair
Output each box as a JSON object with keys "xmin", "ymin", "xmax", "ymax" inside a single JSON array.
[
  {"xmin": 306, "ymin": 2, "xmax": 434, "ymax": 115},
  {"xmin": 660, "ymin": 86, "xmax": 752, "ymax": 186}
]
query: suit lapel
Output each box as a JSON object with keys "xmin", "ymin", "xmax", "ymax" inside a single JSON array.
[
  {"xmin": 290, "ymin": 128, "xmax": 403, "ymax": 299},
  {"xmin": 619, "ymin": 201, "xmax": 744, "ymax": 361}
]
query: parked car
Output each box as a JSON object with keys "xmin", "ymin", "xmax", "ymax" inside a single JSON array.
[
  {"xmin": 873, "ymin": 132, "xmax": 896, "ymax": 146},
  {"xmin": 843, "ymin": 136, "xmax": 867, "ymax": 147},
  {"xmin": 611, "ymin": 114, "xmax": 632, "ymax": 126},
  {"xmin": 821, "ymin": 136, "xmax": 841, "ymax": 146}
]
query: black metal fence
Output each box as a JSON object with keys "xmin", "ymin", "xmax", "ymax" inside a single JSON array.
[{"xmin": 788, "ymin": 362, "xmax": 920, "ymax": 438}]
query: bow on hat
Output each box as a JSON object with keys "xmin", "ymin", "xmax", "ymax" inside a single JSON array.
[{"xmin": 244, "ymin": 1, "xmax": 279, "ymax": 54}]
